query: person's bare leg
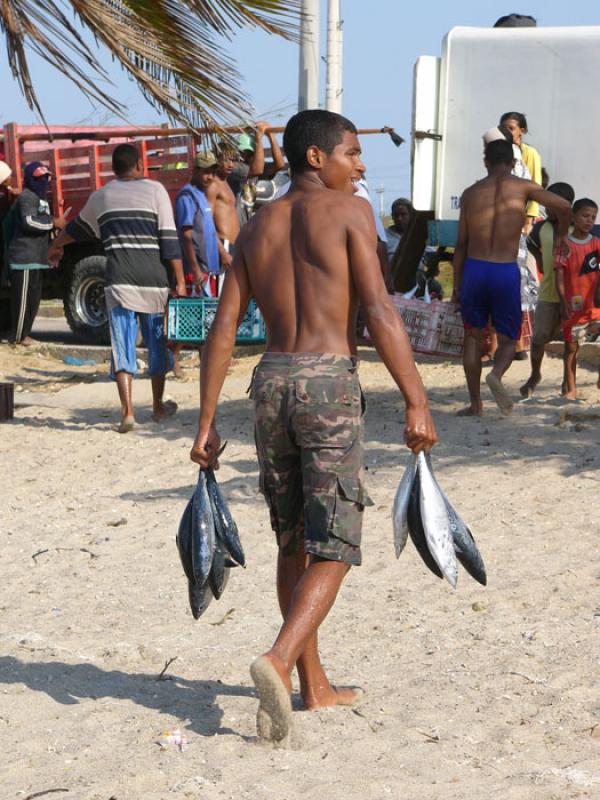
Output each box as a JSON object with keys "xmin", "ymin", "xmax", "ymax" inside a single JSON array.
[
  {"xmin": 115, "ymin": 370, "xmax": 135, "ymax": 432},
  {"xmin": 520, "ymin": 342, "xmax": 545, "ymax": 397},
  {"xmin": 172, "ymin": 342, "xmax": 184, "ymax": 379},
  {"xmin": 276, "ymin": 548, "xmax": 360, "ymax": 709},
  {"xmin": 562, "ymin": 341, "xmax": 578, "ymax": 399},
  {"xmin": 458, "ymin": 329, "xmax": 484, "ymax": 416},
  {"xmin": 251, "ymin": 557, "xmax": 349, "ymax": 741},
  {"xmin": 151, "ymin": 373, "xmax": 178, "ymax": 421},
  {"xmin": 485, "ymin": 332, "xmax": 515, "ymax": 415}
]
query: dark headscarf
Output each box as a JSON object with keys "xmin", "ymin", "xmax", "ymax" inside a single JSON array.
[{"xmin": 24, "ymin": 161, "xmax": 51, "ymax": 200}]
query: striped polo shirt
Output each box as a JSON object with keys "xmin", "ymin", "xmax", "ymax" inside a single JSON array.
[{"xmin": 66, "ymin": 178, "xmax": 181, "ymax": 314}]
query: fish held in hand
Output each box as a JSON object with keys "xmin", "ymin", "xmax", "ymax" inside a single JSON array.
[
  {"xmin": 192, "ymin": 470, "xmax": 216, "ymax": 585},
  {"xmin": 206, "ymin": 467, "xmax": 245, "ymax": 567},
  {"xmin": 407, "ymin": 468, "xmax": 444, "ymax": 580},
  {"xmin": 176, "ymin": 496, "xmax": 194, "ymax": 582},
  {"xmin": 392, "ymin": 453, "xmax": 417, "ymax": 558},
  {"xmin": 417, "ymin": 452, "xmax": 458, "ymax": 588},
  {"xmin": 188, "ymin": 577, "xmax": 213, "ymax": 620},
  {"xmin": 208, "ymin": 544, "xmax": 230, "ymax": 600}
]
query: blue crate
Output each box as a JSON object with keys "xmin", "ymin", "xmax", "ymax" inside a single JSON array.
[{"xmin": 167, "ymin": 297, "xmax": 266, "ymax": 343}]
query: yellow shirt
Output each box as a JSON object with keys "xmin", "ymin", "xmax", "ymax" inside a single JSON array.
[{"xmin": 521, "ymin": 142, "xmax": 542, "ymax": 219}]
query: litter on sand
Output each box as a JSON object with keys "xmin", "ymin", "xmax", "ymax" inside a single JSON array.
[{"xmin": 392, "ymin": 451, "xmax": 487, "ymax": 587}]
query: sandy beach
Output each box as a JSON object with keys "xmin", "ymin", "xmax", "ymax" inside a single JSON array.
[{"xmin": 1, "ymin": 343, "xmax": 599, "ymax": 799}]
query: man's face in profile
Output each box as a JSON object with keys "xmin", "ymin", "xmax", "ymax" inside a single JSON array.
[{"xmin": 319, "ymin": 131, "xmax": 365, "ymax": 195}]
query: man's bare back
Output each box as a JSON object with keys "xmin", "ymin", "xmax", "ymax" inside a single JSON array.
[
  {"xmin": 462, "ymin": 174, "xmax": 547, "ymax": 262},
  {"xmin": 206, "ymin": 175, "xmax": 240, "ymax": 244},
  {"xmin": 236, "ymin": 185, "xmax": 371, "ymax": 355}
]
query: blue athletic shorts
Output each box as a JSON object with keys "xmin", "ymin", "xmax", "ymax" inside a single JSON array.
[
  {"xmin": 460, "ymin": 257, "xmax": 521, "ymax": 340},
  {"xmin": 108, "ymin": 306, "xmax": 173, "ymax": 379}
]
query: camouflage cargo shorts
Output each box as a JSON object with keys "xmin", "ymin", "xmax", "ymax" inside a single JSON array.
[{"xmin": 250, "ymin": 352, "xmax": 372, "ymax": 566}]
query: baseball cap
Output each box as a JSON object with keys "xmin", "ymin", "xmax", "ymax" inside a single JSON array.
[
  {"xmin": 482, "ymin": 126, "xmax": 506, "ymax": 145},
  {"xmin": 194, "ymin": 151, "xmax": 217, "ymax": 169},
  {"xmin": 31, "ymin": 163, "xmax": 51, "ymax": 178},
  {"xmin": 238, "ymin": 132, "xmax": 255, "ymax": 153}
]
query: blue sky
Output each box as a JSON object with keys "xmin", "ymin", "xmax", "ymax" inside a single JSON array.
[{"xmin": 2, "ymin": 1, "xmax": 600, "ymax": 210}]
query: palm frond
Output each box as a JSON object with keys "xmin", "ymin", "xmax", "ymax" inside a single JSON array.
[{"xmin": 0, "ymin": 0, "xmax": 301, "ymax": 129}]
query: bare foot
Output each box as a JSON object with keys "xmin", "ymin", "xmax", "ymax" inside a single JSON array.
[
  {"xmin": 118, "ymin": 415, "xmax": 135, "ymax": 434},
  {"xmin": 172, "ymin": 362, "xmax": 184, "ymax": 380},
  {"xmin": 520, "ymin": 375, "xmax": 541, "ymax": 398},
  {"xmin": 561, "ymin": 390, "xmax": 577, "ymax": 400},
  {"xmin": 486, "ymin": 373, "xmax": 514, "ymax": 416},
  {"xmin": 456, "ymin": 406, "xmax": 482, "ymax": 417},
  {"xmin": 304, "ymin": 685, "xmax": 365, "ymax": 711},
  {"xmin": 152, "ymin": 399, "xmax": 178, "ymax": 422},
  {"xmin": 20, "ymin": 336, "xmax": 39, "ymax": 347},
  {"xmin": 250, "ymin": 654, "xmax": 293, "ymax": 744}
]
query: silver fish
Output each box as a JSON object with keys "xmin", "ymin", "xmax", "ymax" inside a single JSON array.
[
  {"xmin": 206, "ymin": 467, "xmax": 245, "ymax": 567},
  {"xmin": 188, "ymin": 577, "xmax": 213, "ymax": 620},
  {"xmin": 392, "ymin": 452, "xmax": 417, "ymax": 558},
  {"xmin": 407, "ymin": 468, "xmax": 444, "ymax": 580},
  {"xmin": 425, "ymin": 454, "xmax": 487, "ymax": 586},
  {"xmin": 208, "ymin": 544, "xmax": 230, "ymax": 600},
  {"xmin": 191, "ymin": 470, "xmax": 215, "ymax": 585},
  {"xmin": 417, "ymin": 452, "xmax": 458, "ymax": 588},
  {"xmin": 176, "ymin": 496, "xmax": 194, "ymax": 582}
]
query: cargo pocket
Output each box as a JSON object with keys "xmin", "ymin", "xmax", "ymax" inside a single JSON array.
[
  {"xmin": 258, "ymin": 471, "xmax": 280, "ymax": 533},
  {"xmin": 305, "ymin": 475, "xmax": 373, "ymax": 550},
  {"xmin": 294, "ymin": 376, "xmax": 360, "ymax": 449}
]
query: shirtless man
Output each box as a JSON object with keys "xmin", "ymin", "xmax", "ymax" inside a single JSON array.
[
  {"xmin": 452, "ymin": 139, "xmax": 570, "ymax": 416},
  {"xmin": 190, "ymin": 109, "xmax": 437, "ymax": 744},
  {"xmin": 205, "ymin": 145, "xmax": 237, "ymax": 273}
]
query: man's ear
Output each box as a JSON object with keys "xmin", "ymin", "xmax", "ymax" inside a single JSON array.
[
  {"xmin": 136, "ymin": 159, "xmax": 144, "ymax": 174},
  {"xmin": 306, "ymin": 145, "xmax": 323, "ymax": 169}
]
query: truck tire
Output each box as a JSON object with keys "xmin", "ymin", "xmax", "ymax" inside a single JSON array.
[{"xmin": 64, "ymin": 255, "xmax": 109, "ymax": 344}]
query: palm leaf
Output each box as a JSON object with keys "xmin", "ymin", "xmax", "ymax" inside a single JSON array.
[{"xmin": 0, "ymin": 1, "xmax": 301, "ymax": 129}]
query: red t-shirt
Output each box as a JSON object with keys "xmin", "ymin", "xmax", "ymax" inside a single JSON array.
[{"xmin": 558, "ymin": 235, "xmax": 600, "ymax": 325}]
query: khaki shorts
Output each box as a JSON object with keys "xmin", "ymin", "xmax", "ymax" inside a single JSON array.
[
  {"xmin": 531, "ymin": 301, "xmax": 562, "ymax": 348},
  {"xmin": 251, "ymin": 352, "xmax": 372, "ymax": 566}
]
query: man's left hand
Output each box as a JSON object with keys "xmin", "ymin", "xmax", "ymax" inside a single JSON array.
[
  {"xmin": 175, "ymin": 280, "xmax": 187, "ymax": 297},
  {"xmin": 221, "ymin": 252, "xmax": 233, "ymax": 269}
]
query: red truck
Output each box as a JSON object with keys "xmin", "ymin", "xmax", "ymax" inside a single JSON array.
[{"xmin": 1, "ymin": 122, "xmax": 200, "ymax": 342}]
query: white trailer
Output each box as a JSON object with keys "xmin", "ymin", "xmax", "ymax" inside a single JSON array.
[{"xmin": 411, "ymin": 25, "xmax": 600, "ymax": 224}]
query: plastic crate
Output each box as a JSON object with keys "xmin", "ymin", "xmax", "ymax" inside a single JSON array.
[
  {"xmin": 364, "ymin": 296, "xmax": 465, "ymax": 357},
  {"xmin": 167, "ymin": 297, "xmax": 266, "ymax": 343}
]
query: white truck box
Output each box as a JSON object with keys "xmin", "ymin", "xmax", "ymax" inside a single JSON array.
[{"xmin": 412, "ymin": 25, "xmax": 600, "ymax": 219}]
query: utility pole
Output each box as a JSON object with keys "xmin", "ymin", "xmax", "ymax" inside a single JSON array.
[
  {"xmin": 298, "ymin": 0, "xmax": 320, "ymax": 111},
  {"xmin": 325, "ymin": 0, "xmax": 343, "ymax": 113}
]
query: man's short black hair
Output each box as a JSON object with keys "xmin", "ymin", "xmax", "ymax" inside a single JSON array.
[
  {"xmin": 547, "ymin": 182, "xmax": 575, "ymax": 204},
  {"xmin": 484, "ymin": 139, "xmax": 514, "ymax": 166},
  {"xmin": 572, "ymin": 197, "xmax": 598, "ymax": 214},
  {"xmin": 112, "ymin": 143, "xmax": 140, "ymax": 176},
  {"xmin": 283, "ymin": 109, "xmax": 357, "ymax": 174},
  {"xmin": 494, "ymin": 14, "xmax": 537, "ymax": 28},
  {"xmin": 391, "ymin": 197, "xmax": 413, "ymax": 214}
]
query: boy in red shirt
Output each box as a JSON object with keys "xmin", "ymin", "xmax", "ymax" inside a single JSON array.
[{"xmin": 555, "ymin": 198, "xmax": 600, "ymax": 398}]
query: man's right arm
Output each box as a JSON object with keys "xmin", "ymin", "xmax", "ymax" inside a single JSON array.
[
  {"xmin": 527, "ymin": 185, "xmax": 571, "ymax": 256},
  {"xmin": 347, "ymin": 201, "xmax": 437, "ymax": 453},
  {"xmin": 190, "ymin": 231, "xmax": 252, "ymax": 467},
  {"xmin": 451, "ymin": 196, "xmax": 468, "ymax": 304}
]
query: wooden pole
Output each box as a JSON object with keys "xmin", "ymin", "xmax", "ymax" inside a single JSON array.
[{"xmin": 0, "ymin": 383, "xmax": 14, "ymax": 421}]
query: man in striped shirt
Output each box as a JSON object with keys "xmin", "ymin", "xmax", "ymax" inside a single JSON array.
[{"xmin": 50, "ymin": 144, "xmax": 186, "ymax": 433}]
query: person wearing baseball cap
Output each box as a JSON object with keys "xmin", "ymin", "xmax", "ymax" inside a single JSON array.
[{"xmin": 7, "ymin": 161, "xmax": 67, "ymax": 345}]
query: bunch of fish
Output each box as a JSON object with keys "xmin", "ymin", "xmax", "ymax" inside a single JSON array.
[
  {"xmin": 176, "ymin": 467, "xmax": 245, "ymax": 618},
  {"xmin": 392, "ymin": 452, "xmax": 486, "ymax": 588}
]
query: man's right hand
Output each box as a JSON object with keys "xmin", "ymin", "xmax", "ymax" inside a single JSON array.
[
  {"xmin": 559, "ymin": 299, "xmax": 570, "ymax": 321},
  {"xmin": 404, "ymin": 405, "xmax": 438, "ymax": 454},
  {"xmin": 191, "ymin": 423, "xmax": 222, "ymax": 469},
  {"xmin": 192, "ymin": 266, "xmax": 208, "ymax": 288},
  {"xmin": 47, "ymin": 243, "xmax": 63, "ymax": 268},
  {"xmin": 175, "ymin": 280, "xmax": 187, "ymax": 297}
]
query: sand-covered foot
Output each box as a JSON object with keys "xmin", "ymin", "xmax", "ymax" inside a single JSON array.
[
  {"xmin": 520, "ymin": 376, "xmax": 540, "ymax": 398},
  {"xmin": 250, "ymin": 655, "xmax": 293, "ymax": 745},
  {"xmin": 152, "ymin": 399, "xmax": 178, "ymax": 422},
  {"xmin": 486, "ymin": 373, "xmax": 513, "ymax": 416},
  {"xmin": 304, "ymin": 685, "xmax": 365, "ymax": 711},
  {"xmin": 456, "ymin": 406, "xmax": 482, "ymax": 417},
  {"xmin": 117, "ymin": 415, "xmax": 135, "ymax": 434}
]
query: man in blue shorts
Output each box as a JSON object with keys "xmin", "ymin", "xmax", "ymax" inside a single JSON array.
[
  {"xmin": 49, "ymin": 144, "xmax": 186, "ymax": 432},
  {"xmin": 452, "ymin": 139, "xmax": 570, "ymax": 416}
]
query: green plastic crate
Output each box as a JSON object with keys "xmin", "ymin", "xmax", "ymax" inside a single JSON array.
[{"xmin": 167, "ymin": 297, "xmax": 266, "ymax": 343}]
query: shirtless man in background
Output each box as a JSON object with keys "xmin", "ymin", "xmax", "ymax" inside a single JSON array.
[
  {"xmin": 205, "ymin": 144, "xmax": 237, "ymax": 274},
  {"xmin": 190, "ymin": 109, "xmax": 437, "ymax": 744},
  {"xmin": 452, "ymin": 139, "xmax": 570, "ymax": 416}
]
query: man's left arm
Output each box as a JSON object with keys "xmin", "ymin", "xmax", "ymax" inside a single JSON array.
[{"xmin": 190, "ymin": 234, "xmax": 252, "ymax": 467}]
